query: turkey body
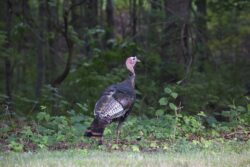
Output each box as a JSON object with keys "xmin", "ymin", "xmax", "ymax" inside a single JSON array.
[
  {"xmin": 84, "ymin": 56, "xmax": 140, "ymax": 142},
  {"xmin": 84, "ymin": 75, "xmax": 136, "ymax": 138},
  {"xmin": 95, "ymin": 78, "xmax": 136, "ymax": 122}
]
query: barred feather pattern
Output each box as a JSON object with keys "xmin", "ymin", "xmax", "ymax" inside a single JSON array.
[{"xmin": 94, "ymin": 89, "xmax": 127, "ymax": 121}]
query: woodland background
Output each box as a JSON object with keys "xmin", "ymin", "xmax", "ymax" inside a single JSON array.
[{"xmin": 0, "ymin": 0, "xmax": 250, "ymax": 152}]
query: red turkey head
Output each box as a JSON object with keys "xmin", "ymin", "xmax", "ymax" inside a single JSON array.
[{"xmin": 126, "ymin": 56, "xmax": 140, "ymax": 74}]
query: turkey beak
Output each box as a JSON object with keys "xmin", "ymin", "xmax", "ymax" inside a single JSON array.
[{"xmin": 136, "ymin": 57, "xmax": 141, "ymax": 63}]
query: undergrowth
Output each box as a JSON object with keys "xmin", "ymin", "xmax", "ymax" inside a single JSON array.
[
  {"xmin": 1, "ymin": 86, "xmax": 250, "ymax": 153},
  {"xmin": 1, "ymin": 109, "xmax": 249, "ymax": 153}
]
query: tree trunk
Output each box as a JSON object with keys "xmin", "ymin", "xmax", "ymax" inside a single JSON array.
[
  {"xmin": 105, "ymin": 0, "xmax": 115, "ymax": 47},
  {"xmin": 51, "ymin": 43, "xmax": 73, "ymax": 87},
  {"xmin": 162, "ymin": 0, "xmax": 191, "ymax": 64},
  {"xmin": 35, "ymin": 0, "xmax": 46, "ymax": 97},
  {"xmin": 71, "ymin": 0, "xmax": 82, "ymax": 33},
  {"xmin": 4, "ymin": 0, "xmax": 13, "ymax": 101},
  {"xmin": 131, "ymin": 0, "xmax": 137, "ymax": 38},
  {"xmin": 21, "ymin": 0, "xmax": 30, "ymax": 18},
  {"xmin": 83, "ymin": 0, "xmax": 98, "ymax": 57},
  {"xmin": 46, "ymin": 0, "xmax": 58, "ymax": 83},
  {"xmin": 195, "ymin": 0, "xmax": 208, "ymax": 64},
  {"xmin": 195, "ymin": 0, "xmax": 207, "ymax": 40},
  {"xmin": 51, "ymin": 8, "xmax": 74, "ymax": 87},
  {"xmin": 85, "ymin": 0, "xmax": 98, "ymax": 28},
  {"xmin": 151, "ymin": 0, "xmax": 162, "ymax": 10},
  {"xmin": 148, "ymin": 0, "xmax": 162, "ymax": 43},
  {"xmin": 4, "ymin": 58, "xmax": 12, "ymax": 100},
  {"xmin": 99, "ymin": 0, "xmax": 104, "ymax": 26}
]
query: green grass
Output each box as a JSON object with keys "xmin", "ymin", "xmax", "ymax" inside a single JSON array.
[{"xmin": 1, "ymin": 149, "xmax": 250, "ymax": 167}]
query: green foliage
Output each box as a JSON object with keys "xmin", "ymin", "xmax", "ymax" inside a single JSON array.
[
  {"xmin": 8, "ymin": 141, "xmax": 24, "ymax": 152},
  {"xmin": 157, "ymin": 86, "xmax": 179, "ymax": 115},
  {"xmin": 1, "ymin": 106, "xmax": 92, "ymax": 152},
  {"xmin": 131, "ymin": 145, "xmax": 140, "ymax": 152},
  {"xmin": 0, "ymin": 0, "xmax": 250, "ymax": 155}
]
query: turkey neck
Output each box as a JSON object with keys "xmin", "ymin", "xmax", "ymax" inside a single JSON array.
[{"xmin": 127, "ymin": 72, "xmax": 136, "ymax": 88}]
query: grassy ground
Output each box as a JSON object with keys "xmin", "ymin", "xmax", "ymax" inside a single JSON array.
[{"xmin": 1, "ymin": 149, "xmax": 250, "ymax": 167}]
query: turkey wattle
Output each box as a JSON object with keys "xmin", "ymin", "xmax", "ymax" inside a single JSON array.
[{"xmin": 84, "ymin": 56, "xmax": 140, "ymax": 143}]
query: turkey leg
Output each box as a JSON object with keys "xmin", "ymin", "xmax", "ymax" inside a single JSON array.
[{"xmin": 116, "ymin": 121, "xmax": 123, "ymax": 144}]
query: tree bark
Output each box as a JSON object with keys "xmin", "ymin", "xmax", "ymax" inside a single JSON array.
[
  {"xmin": 148, "ymin": 0, "xmax": 162, "ymax": 43},
  {"xmin": 71, "ymin": 0, "xmax": 82, "ymax": 33},
  {"xmin": 195, "ymin": 0, "xmax": 208, "ymax": 63},
  {"xmin": 195, "ymin": 0, "xmax": 207, "ymax": 41},
  {"xmin": 51, "ymin": 9, "xmax": 74, "ymax": 87},
  {"xmin": 83, "ymin": 0, "xmax": 98, "ymax": 57},
  {"xmin": 105, "ymin": 0, "xmax": 115, "ymax": 47},
  {"xmin": 131, "ymin": 0, "xmax": 137, "ymax": 38},
  {"xmin": 46, "ymin": 0, "xmax": 58, "ymax": 83},
  {"xmin": 151, "ymin": 0, "xmax": 162, "ymax": 10},
  {"xmin": 4, "ymin": 0, "xmax": 13, "ymax": 100},
  {"xmin": 35, "ymin": 0, "xmax": 46, "ymax": 97},
  {"xmin": 162, "ymin": 0, "xmax": 192, "ymax": 64},
  {"xmin": 4, "ymin": 58, "xmax": 12, "ymax": 100},
  {"xmin": 84, "ymin": 0, "xmax": 98, "ymax": 28},
  {"xmin": 51, "ymin": 1, "xmax": 88, "ymax": 87}
]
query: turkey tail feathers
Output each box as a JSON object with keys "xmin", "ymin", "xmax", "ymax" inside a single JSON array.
[{"xmin": 84, "ymin": 118, "xmax": 107, "ymax": 137}]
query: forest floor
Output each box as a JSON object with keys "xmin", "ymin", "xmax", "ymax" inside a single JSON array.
[
  {"xmin": 1, "ymin": 116, "xmax": 250, "ymax": 166},
  {"xmin": 1, "ymin": 149, "xmax": 250, "ymax": 167}
]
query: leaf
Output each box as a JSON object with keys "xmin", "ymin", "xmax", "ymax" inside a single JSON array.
[
  {"xmin": 171, "ymin": 92, "xmax": 178, "ymax": 99},
  {"xmin": 71, "ymin": 115, "xmax": 85, "ymax": 123},
  {"xmin": 169, "ymin": 103, "xmax": 177, "ymax": 111},
  {"xmin": 150, "ymin": 142, "xmax": 158, "ymax": 148},
  {"xmin": 221, "ymin": 111, "xmax": 230, "ymax": 117},
  {"xmin": 198, "ymin": 111, "xmax": 206, "ymax": 117},
  {"xmin": 135, "ymin": 90, "xmax": 142, "ymax": 95},
  {"xmin": 248, "ymin": 104, "xmax": 250, "ymax": 112},
  {"xmin": 40, "ymin": 105, "xmax": 47, "ymax": 110},
  {"xmin": 111, "ymin": 144, "xmax": 119, "ymax": 150},
  {"xmin": 159, "ymin": 97, "xmax": 168, "ymax": 106},
  {"xmin": 37, "ymin": 112, "xmax": 50, "ymax": 122},
  {"xmin": 76, "ymin": 103, "xmax": 88, "ymax": 112},
  {"xmin": 164, "ymin": 87, "xmax": 172, "ymax": 94},
  {"xmin": 163, "ymin": 144, "xmax": 169, "ymax": 150},
  {"xmin": 155, "ymin": 109, "xmax": 164, "ymax": 117},
  {"xmin": 237, "ymin": 106, "xmax": 245, "ymax": 112},
  {"xmin": 228, "ymin": 105, "xmax": 236, "ymax": 110},
  {"xmin": 103, "ymin": 128, "xmax": 112, "ymax": 135},
  {"xmin": 176, "ymin": 80, "xmax": 182, "ymax": 85},
  {"xmin": 131, "ymin": 145, "xmax": 140, "ymax": 152}
]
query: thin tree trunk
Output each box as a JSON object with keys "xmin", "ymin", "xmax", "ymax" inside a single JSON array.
[
  {"xmin": 51, "ymin": 44, "xmax": 73, "ymax": 87},
  {"xmin": 84, "ymin": 0, "xmax": 98, "ymax": 57},
  {"xmin": 51, "ymin": 9, "xmax": 74, "ymax": 87},
  {"xmin": 99, "ymin": 0, "xmax": 104, "ymax": 26},
  {"xmin": 35, "ymin": 0, "xmax": 46, "ymax": 97},
  {"xmin": 148, "ymin": 0, "xmax": 162, "ymax": 43},
  {"xmin": 51, "ymin": 1, "xmax": 88, "ymax": 87},
  {"xmin": 151, "ymin": 0, "xmax": 162, "ymax": 10},
  {"xmin": 131, "ymin": 0, "xmax": 137, "ymax": 38},
  {"xmin": 105, "ymin": 0, "xmax": 115, "ymax": 47},
  {"xmin": 162, "ymin": 0, "xmax": 191, "ymax": 64},
  {"xmin": 85, "ymin": 0, "xmax": 98, "ymax": 28},
  {"xmin": 4, "ymin": 58, "xmax": 12, "ymax": 100},
  {"xmin": 71, "ymin": 0, "xmax": 82, "ymax": 33},
  {"xmin": 195, "ymin": 0, "xmax": 207, "ymax": 41},
  {"xmin": 4, "ymin": 0, "xmax": 13, "ymax": 100},
  {"xmin": 137, "ymin": 0, "xmax": 143, "ymax": 42},
  {"xmin": 46, "ymin": 0, "xmax": 57, "ymax": 83},
  {"xmin": 106, "ymin": 0, "xmax": 114, "ymax": 36},
  {"xmin": 195, "ymin": 0, "xmax": 208, "ymax": 64}
]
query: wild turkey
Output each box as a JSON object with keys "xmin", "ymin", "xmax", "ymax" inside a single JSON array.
[{"xmin": 84, "ymin": 56, "xmax": 140, "ymax": 143}]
